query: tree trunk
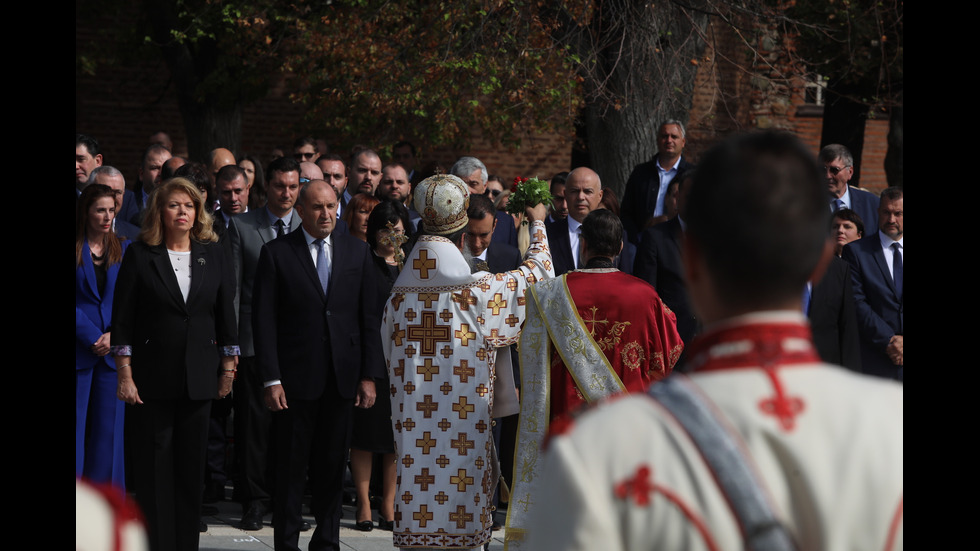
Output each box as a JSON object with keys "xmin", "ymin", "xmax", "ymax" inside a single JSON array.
[
  {"xmin": 572, "ymin": 0, "xmax": 710, "ymax": 197},
  {"xmin": 143, "ymin": 0, "xmax": 244, "ymax": 163}
]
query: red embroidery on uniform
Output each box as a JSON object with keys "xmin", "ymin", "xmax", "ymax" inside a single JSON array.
[
  {"xmin": 614, "ymin": 465, "xmax": 655, "ymax": 506},
  {"xmin": 757, "ymin": 367, "xmax": 805, "ymax": 431}
]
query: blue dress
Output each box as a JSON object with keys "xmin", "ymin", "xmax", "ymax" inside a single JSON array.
[{"xmin": 75, "ymin": 239, "xmax": 128, "ymax": 488}]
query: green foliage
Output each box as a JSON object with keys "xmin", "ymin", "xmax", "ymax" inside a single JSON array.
[{"xmin": 288, "ymin": 0, "xmax": 585, "ymax": 148}]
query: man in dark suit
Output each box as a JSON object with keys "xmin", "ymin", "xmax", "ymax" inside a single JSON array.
[
  {"xmin": 842, "ymin": 187, "xmax": 903, "ymax": 380},
  {"xmin": 808, "ymin": 256, "xmax": 862, "ymax": 371},
  {"xmin": 622, "ymin": 120, "xmax": 694, "ymax": 243},
  {"xmin": 253, "ymin": 179, "xmax": 383, "ymax": 551},
  {"xmin": 316, "ymin": 154, "xmax": 350, "ymax": 218},
  {"xmin": 227, "ymin": 156, "xmax": 304, "ymax": 530},
  {"xmin": 465, "ymin": 194, "xmax": 522, "ymax": 273},
  {"xmin": 548, "ymin": 167, "xmax": 632, "ymax": 276},
  {"xmin": 820, "ymin": 144, "xmax": 879, "ymax": 227}
]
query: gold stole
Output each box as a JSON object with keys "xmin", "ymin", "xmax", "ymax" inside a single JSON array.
[{"xmin": 504, "ymin": 274, "xmax": 626, "ymax": 550}]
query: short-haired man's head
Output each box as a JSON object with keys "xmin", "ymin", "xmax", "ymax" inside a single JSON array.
[
  {"xmin": 564, "ymin": 167, "xmax": 603, "ymax": 223},
  {"xmin": 89, "ymin": 165, "xmax": 124, "ymax": 186},
  {"xmin": 686, "ymin": 131, "xmax": 826, "ymax": 309},
  {"xmin": 818, "ymin": 144, "xmax": 853, "ymax": 168},
  {"xmin": 216, "ymin": 164, "xmax": 247, "ymax": 187},
  {"xmin": 293, "ymin": 136, "xmax": 318, "ymax": 161},
  {"xmin": 581, "ymin": 209, "xmax": 623, "ymax": 260},
  {"xmin": 450, "ymin": 157, "xmax": 488, "ymax": 195},
  {"xmin": 267, "ymin": 156, "xmax": 301, "ymax": 181},
  {"xmin": 877, "ymin": 186, "xmax": 903, "ymax": 240},
  {"xmin": 297, "ymin": 178, "xmax": 338, "ymax": 208},
  {"xmin": 466, "ymin": 193, "xmax": 496, "ymax": 222},
  {"xmin": 77, "ymin": 134, "xmax": 101, "ymax": 157},
  {"xmin": 880, "ymin": 186, "xmax": 903, "ymax": 204},
  {"xmin": 659, "ymin": 119, "xmax": 687, "ymax": 139}
]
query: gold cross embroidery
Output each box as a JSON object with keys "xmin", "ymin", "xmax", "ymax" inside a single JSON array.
[
  {"xmin": 455, "ymin": 324, "xmax": 476, "ymax": 346},
  {"xmin": 452, "ymin": 289, "xmax": 478, "ymax": 311},
  {"xmin": 488, "ymin": 293, "xmax": 507, "ymax": 315},
  {"xmin": 415, "ymin": 431, "xmax": 435, "ymax": 453},
  {"xmin": 413, "ymin": 505, "xmax": 433, "ymax": 527},
  {"xmin": 407, "ymin": 311, "xmax": 452, "ymax": 356},
  {"xmin": 413, "ymin": 250, "xmax": 436, "ymax": 279},
  {"xmin": 453, "ymin": 396, "xmax": 475, "ymax": 419},
  {"xmin": 450, "ymin": 469, "xmax": 474, "ymax": 491}
]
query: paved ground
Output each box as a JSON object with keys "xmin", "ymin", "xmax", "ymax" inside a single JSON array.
[{"xmin": 199, "ymin": 499, "xmax": 510, "ymax": 551}]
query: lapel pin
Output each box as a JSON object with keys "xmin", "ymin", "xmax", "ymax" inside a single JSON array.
[{"xmin": 198, "ymin": 258, "xmax": 206, "ymax": 266}]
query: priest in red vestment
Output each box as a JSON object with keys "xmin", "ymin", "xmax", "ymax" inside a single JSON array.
[{"xmin": 507, "ymin": 209, "xmax": 683, "ymax": 545}]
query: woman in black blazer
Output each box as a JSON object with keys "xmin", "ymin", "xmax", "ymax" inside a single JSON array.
[{"xmin": 112, "ymin": 178, "xmax": 238, "ymax": 551}]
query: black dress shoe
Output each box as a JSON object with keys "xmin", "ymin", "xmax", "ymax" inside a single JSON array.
[
  {"xmin": 377, "ymin": 518, "xmax": 394, "ymax": 531},
  {"xmin": 240, "ymin": 503, "xmax": 265, "ymax": 531},
  {"xmin": 199, "ymin": 519, "xmax": 208, "ymax": 533},
  {"xmin": 355, "ymin": 520, "xmax": 374, "ymax": 532},
  {"xmin": 300, "ymin": 521, "xmax": 312, "ymax": 532}
]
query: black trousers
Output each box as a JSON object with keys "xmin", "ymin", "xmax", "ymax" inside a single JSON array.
[
  {"xmin": 232, "ymin": 356, "xmax": 272, "ymax": 505},
  {"xmin": 272, "ymin": 381, "xmax": 353, "ymax": 551},
  {"xmin": 131, "ymin": 397, "xmax": 211, "ymax": 551}
]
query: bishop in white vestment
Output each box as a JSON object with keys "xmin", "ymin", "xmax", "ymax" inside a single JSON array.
[{"xmin": 382, "ymin": 174, "xmax": 554, "ymax": 549}]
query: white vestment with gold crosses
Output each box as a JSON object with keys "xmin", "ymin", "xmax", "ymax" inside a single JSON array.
[{"xmin": 382, "ymin": 221, "xmax": 554, "ymax": 549}]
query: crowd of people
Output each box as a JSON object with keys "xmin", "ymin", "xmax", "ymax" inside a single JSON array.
[{"xmin": 76, "ymin": 126, "xmax": 902, "ymax": 551}]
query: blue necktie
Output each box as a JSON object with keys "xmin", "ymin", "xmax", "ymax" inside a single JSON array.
[
  {"xmin": 833, "ymin": 199, "xmax": 845, "ymax": 212},
  {"xmin": 891, "ymin": 242, "xmax": 902, "ymax": 299},
  {"xmin": 315, "ymin": 238, "xmax": 330, "ymax": 295}
]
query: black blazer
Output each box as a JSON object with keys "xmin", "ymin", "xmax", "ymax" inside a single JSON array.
[
  {"xmin": 634, "ymin": 217, "xmax": 698, "ymax": 346},
  {"xmin": 622, "ymin": 156, "xmax": 694, "ymax": 243},
  {"xmin": 111, "ymin": 240, "xmax": 238, "ymax": 401},
  {"xmin": 546, "ymin": 217, "xmax": 633, "ymax": 276},
  {"xmin": 808, "ymin": 256, "xmax": 861, "ymax": 371},
  {"xmin": 252, "ymin": 229, "xmax": 383, "ymax": 401}
]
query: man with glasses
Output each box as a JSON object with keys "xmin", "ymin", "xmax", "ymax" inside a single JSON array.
[
  {"xmin": 293, "ymin": 136, "xmax": 319, "ymax": 162},
  {"xmin": 819, "ymin": 144, "xmax": 878, "ymax": 228}
]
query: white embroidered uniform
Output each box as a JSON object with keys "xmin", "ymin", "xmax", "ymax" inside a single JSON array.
[{"xmin": 527, "ymin": 312, "xmax": 904, "ymax": 551}]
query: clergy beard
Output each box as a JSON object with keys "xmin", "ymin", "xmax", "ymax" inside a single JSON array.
[{"xmin": 460, "ymin": 238, "xmax": 476, "ymax": 267}]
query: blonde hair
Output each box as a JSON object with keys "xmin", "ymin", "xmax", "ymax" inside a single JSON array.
[{"xmin": 139, "ymin": 178, "xmax": 218, "ymax": 245}]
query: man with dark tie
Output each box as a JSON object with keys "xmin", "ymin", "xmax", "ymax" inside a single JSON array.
[
  {"xmin": 842, "ymin": 186, "xmax": 903, "ymax": 380},
  {"xmin": 253, "ymin": 179, "xmax": 382, "ymax": 551},
  {"xmin": 820, "ymin": 144, "xmax": 879, "ymax": 227},
  {"xmin": 547, "ymin": 167, "xmax": 604, "ymax": 275},
  {"xmin": 226, "ymin": 156, "xmax": 303, "ymax": 530}
]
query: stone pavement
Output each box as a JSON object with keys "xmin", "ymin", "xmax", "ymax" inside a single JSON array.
[{"xmin": 199, "ymin": 499, "xmax": 510, "ymax": 551}]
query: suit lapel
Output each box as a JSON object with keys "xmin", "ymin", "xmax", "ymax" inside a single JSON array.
[
  {"xmin": 870, "ymin": 238, "xmax": 898, "ymax": 297},
  {"xmin": 149, "ymin": 244, "xmax": 189, "ymax": 312},
  {"xmin": 81, "ymin": 240, "xmax": 100, "ymax": 299},
  {"xmin": 287, "ymin": 229, "xmax": 327, "ymax": 301},
  {"xmin": 256, "ymin": 211, "xmax": 277, "ymax": 243},
  {"xmin": 187, "ymin": 241, "xmax": 209, "ymax": 307}
]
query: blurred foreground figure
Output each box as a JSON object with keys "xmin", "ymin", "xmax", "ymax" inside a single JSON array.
[{"xmin": 525, "ymin": 132, "xmax": 903, "ymax": 551}]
